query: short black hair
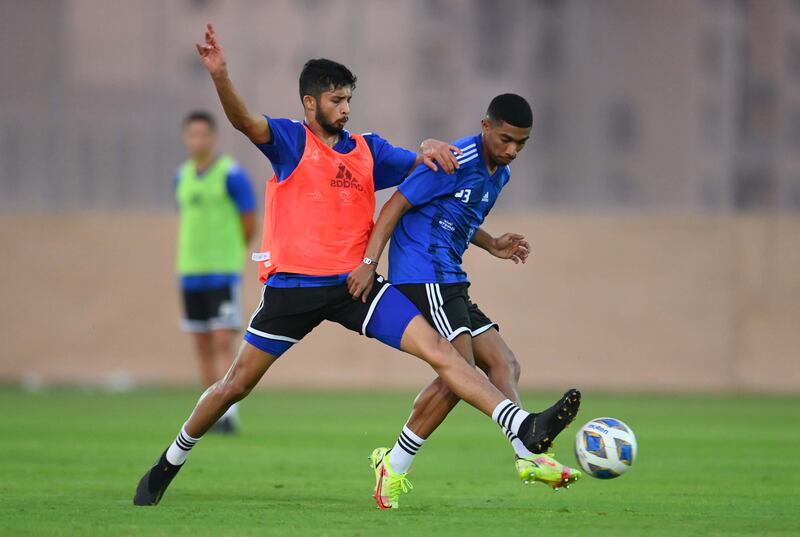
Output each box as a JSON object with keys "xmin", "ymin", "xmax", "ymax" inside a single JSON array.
[
  {"xmin": 299, "ymin": 58, "xmax": 357, "ymax": 101},
  {"xmin": 183, "ymin": 110, "xmax": 216, "ymax": 131},
  {"xmin": 486, "ymin": 94, "xmax": 532, "ymax": 128}
]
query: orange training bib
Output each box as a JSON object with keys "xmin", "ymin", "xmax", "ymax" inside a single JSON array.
[{"xmin": 255, "ymin": 126, "xmax": 376, "ymax": 282}]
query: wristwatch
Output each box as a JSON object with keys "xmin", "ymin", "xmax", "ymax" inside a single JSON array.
[{"xmin": 362, "ymin": 257, "xmax": 378, "ymax": 266}]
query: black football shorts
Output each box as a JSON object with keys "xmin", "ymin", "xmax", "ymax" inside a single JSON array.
[{"xmin": 394, "ymin": 282, "xmax": 498, "ymax": 341}]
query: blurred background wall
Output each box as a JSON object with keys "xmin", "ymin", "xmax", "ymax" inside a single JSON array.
[{"xmin": 1, "ymin": 0, "xmax": 798, "ymax": 391}]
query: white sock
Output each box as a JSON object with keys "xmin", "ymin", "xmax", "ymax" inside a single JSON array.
[
  {"xmin": 221, "ymin": 402, "xmax": 239, "ymax": 421},
  {"xmin": 388, "ymin": 425, "xmax": 426, "ymax": 474},
  {"xmin": 165, "ymin": 425, "xmax": 200, "ymax": 466},
  {"xmin": 492, "ymin": 399, "xmax": 531, "ymax": 437},
  {"xmin": 509, "ymin": 433, "xmax": 535, "ymax": 458}
]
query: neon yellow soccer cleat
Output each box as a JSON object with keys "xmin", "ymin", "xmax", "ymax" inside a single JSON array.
[
  {"xmin": 369, "ymin": 447, "xmax": 413, "ymax": 509},
  {"xmin": 515, "ymin": 453, "xmax": 582, "ymax": 490}
]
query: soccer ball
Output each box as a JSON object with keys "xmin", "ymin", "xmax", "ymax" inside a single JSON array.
[{"xmin": 574, "ymin": 417, "xmax": 637, "ymax": 479}]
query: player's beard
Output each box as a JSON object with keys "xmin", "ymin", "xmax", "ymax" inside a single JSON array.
[{"xmin": 316, "ymin": 108, "xmax": 344, "ymax": 136}]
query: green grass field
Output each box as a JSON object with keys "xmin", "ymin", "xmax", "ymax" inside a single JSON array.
[{"xmin": 0, "ymin": 389, "xmax": 798, "ymax": 536}]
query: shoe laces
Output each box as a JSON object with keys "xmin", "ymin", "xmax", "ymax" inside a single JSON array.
[{"xmin": 389, "ymin": 472, "xmax": 413, "ymax": 500}]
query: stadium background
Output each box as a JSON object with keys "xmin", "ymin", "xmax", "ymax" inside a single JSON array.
[{"xmin": 1, "ymin": 0, "xmax": 798, "ymax": 393}]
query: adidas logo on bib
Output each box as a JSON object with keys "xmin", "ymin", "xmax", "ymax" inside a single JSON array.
[{"xmin": 481, "ymin": 192, "xmax": 490, "ymax": 202}]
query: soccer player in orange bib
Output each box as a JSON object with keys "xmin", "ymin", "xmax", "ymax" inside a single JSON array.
[{"xmin": 133, "ymin": 24, "xmax": 581, "ymax": 507}]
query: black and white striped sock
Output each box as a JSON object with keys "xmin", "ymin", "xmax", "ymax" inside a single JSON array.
[
  {"xmin": 503, "ymin": 426, "xmax": 535, "ymax": 458},
  {"xmin": 165, "ymin": 425, "xmax": 200, "ymax": 466},
  {"xmin": 492, "ymin": 399, "xmax": 531, "ymax": 438},
  {"xmin": 387, "ymin": 425, "xmax": 426, "ymax": 474}
]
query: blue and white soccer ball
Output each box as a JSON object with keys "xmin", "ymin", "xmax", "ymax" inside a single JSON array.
[{"xmin": 574, "ymin": 417, "xmax": 637, "ymax": 479}]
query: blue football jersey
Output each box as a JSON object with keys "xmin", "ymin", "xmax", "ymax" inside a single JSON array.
[{"xmin": 389, "ymin": 134, "xmax": 511, "ymax": 284}]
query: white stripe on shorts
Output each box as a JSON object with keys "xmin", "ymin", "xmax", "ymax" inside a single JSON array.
[
  {"xmin": 471, "ymin": 322, "xmax": 497, "ymax": 337},
  {"xmin": 434, "ymin": 284, "xmax": 454, "ymax": 334},
  {"xmin": 426, "ymin": 283, "xmax": 458, "ymax": 338},
  {"xmin": 424, "ymin": 283, "xmax": 450, "ymax": 338},
  {"xmin": 446, "ymin": 326, "xmax": 472, "ymax": 342},
  {"xmin": 245, "ymin": 327, "xmax": 300, "ymax": 343},
  {"xmin": 361, "ymin": 282, "xmax": 391, "ymax": 335},
  {"xmin": 247, "ymin": 284, "xmax": 267, "ymax": 328}
]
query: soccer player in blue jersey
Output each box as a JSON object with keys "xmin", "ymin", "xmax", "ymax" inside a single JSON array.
[
  {"xmin": 347, "ymin": 94, "xmax": 582, "ymax": 509},
  {"xmin": 134, "ymin": 25, "xmax": 580, "ymax": 508},
  {"xmin": 175, "ymin": 110, "xmax": 257, "ymax": 433}
]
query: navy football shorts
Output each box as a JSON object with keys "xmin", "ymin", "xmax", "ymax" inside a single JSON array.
[{"xmin": 244, "ymin": 274, "xmax": 420, "ymax": 358}]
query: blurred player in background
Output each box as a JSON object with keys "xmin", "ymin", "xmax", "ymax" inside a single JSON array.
[
  {"xmin": 347, "ymin": 94, "xmax": 581, "ymax": 509},
  {"xmin": 133, "ymin": 24, "xmax": 579, "ymax": 508},
  {"xmin": 175, "ymin": 110, "xmax": 257, "ymax": 433}
]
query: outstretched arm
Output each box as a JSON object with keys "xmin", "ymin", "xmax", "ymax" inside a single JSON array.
[
  {"xmin": 471, "ymin": 228, "xmax": 530, "ymax": 264},
  {"xmin": 196, "ymin": 23, "xmax": 270, "ymax": 144},
  {"xmin": 346, "ymin": 190, "xmax": 412, "ymax": 302}
]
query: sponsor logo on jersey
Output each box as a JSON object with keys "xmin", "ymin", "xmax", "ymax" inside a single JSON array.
[
  {"xmin": 339, "ymin": 190, "xmax": 354, "ymax": 206},
  {"xmin": 330, "ymin": 163, "xmax": 364, "ymax": 191},
  {"xmin": 439, "ymin": 218, "xmax": 455, "ymax": 232}
]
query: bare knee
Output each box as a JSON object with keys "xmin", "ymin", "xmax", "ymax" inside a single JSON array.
[
  {"xmin": 508, "ymin": 351, "xmax": 521, "ymax": 381},
  {"xmin": 431, "ymin": 336, "xmax": 454, "ymax": 358},
  {"xmin": 484, "ymin": 349, "xmax": 521, "ymax": 382},
  {"xmin": 214, "ymin": 377, "xmax": 252, "ymax": 404},
  {"xmin": 427, "ymin": 337, "xmax": 461, "ymax": 369}
]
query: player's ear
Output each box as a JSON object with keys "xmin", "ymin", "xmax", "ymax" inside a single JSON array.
[
  {"xmin": 302, "ymin": 94, "xmax": 317, "ymax": 113},
  {"xmin": 481, "ymin": 118, "xmax": 491, "ymax": 135}
]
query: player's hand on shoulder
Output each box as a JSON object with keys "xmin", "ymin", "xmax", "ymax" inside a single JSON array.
[
  {"xmin": 346, "ymin": 263, "xmax": 376, "ymax": 303},
  {"xmin": 492, "ymin": 233, "xmax": 530, "ymax": 264},
  {"xmin": 420, "ymin": 139, "xmax": 463, "ymax": 174},
  {"xmin": 195, "ymin": 23, "xmax": 227, "ymax": 78}
]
